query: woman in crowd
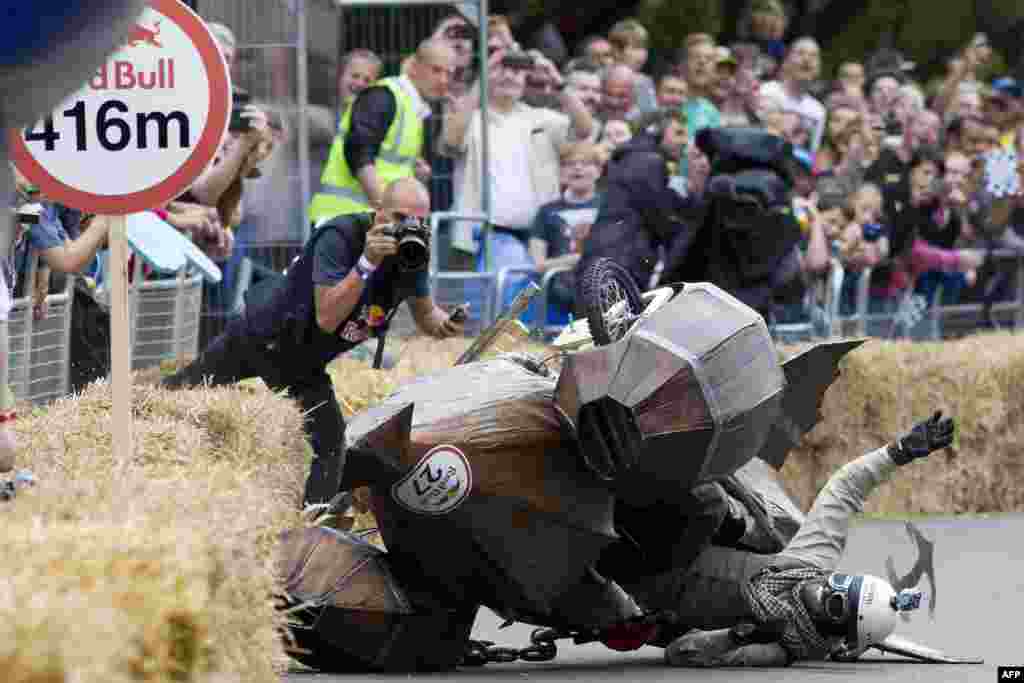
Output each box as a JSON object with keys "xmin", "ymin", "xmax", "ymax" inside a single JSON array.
[{"xmin": 868, "ymin": 147, "xmax": 984, "ymax": 331}]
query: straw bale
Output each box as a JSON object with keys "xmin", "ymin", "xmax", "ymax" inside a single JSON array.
[
  {"xmin": 0, "ymin": 378, "xmax": 308, "ymax": 682},
  {"xmin": 782, "ymin": 331, "xmax": 1024, "ymax": 515}
]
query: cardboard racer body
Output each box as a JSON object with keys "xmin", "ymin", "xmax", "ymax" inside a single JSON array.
[{"xmin": 278, "ymin": 281, "xmax": 879, "ymax": 672}]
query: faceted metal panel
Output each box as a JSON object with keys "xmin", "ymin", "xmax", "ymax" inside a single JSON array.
[
  {"xmin": 631, "ymin": 364, "xmax": 712, "ymax": 438},
  {"xmin": 696, "ymin": 323, "xmax": 784, "ymax": 427},
  {"xmin": 636, "ymin": 283, "xmax": 763, "ymax": 361},
  {"xmin": 607, "ymin": 332, "xmax": 692, "ymax": 411},
  {"xmin": 554, "ymin": 340, "xmax": 627, "ymax": 426},
  {"xmin": 613, "ymin": 431, "xmax": 716, "ymax": 507},
  {"xmin": 698, "ymin": 390, "xmax": 783, "ymax": 481}
]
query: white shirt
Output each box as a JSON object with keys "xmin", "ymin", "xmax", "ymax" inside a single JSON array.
[
  {"xmin": 488, "ymin": 113, "xmax": 539, "ymax": 228},
  {"xmin": 446, "ymin": 103, "xmax": 574, "ymax": 251},
  {"xmin": 759, "ymin": 81, "xmax": 826, "ymax": 155},
  {"xmin": 397, "ymin": 74, "xmax": 432, "ymax": 121}
]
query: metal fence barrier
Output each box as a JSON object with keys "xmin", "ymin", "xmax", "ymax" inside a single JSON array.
[
  {"xmin": 3, "ymin": 254, "xmax": 73, "ymax": 406},
  {"xmin": 128, "ymin": 269, "xmax": 204, "ymax": 372}
]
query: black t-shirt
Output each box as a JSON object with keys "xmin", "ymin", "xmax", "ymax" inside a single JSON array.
[
  {"xmin": 311, "ymin": 221, "xmax": 430, "ymax": 349},
  {"xmin": 915, "ymin": 207, "xmax": 961, "ymax": 249},
  {"xmin": 343, "ymin": 86, "xmax": 398, "ymax": 173},
  {"xmin": 864, "ymin": 148, "xmax": 910, "ymax": 220}
]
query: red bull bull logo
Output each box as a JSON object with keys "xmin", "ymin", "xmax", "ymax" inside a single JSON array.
[
  {"xmin": 89, "ymin": 59, "xmax": 176, "ymax": 91},
  {"xmin": 127, "ymin": 21, "xmax": 163, "ymax": 48},
  {"xmin": 87, "ymin": 21, "xmax": 176, "ymax": 91}
]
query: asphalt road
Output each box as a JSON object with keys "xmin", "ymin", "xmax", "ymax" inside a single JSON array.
[{"xmin": 285, "ymin": 514, "xmax": 1020, "ymax": 683}]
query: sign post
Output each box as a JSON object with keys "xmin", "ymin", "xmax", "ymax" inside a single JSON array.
[
  {"xmin": 109, "ymin": 217, "xmax": 132, "ymax": 460},
  {"xmin": 8, "ymin": 0, "xmax": 230, "ymax": 464}
]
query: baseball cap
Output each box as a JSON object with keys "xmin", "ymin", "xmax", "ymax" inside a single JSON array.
[{"xmin": 991, "ymin": 77, "xmax": 1023, "ymax": 99}]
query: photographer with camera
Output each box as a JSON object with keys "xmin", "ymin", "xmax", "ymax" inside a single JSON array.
[{"xmin": 162, "ymin": 177, "xmax": 462, "ymax": 507}]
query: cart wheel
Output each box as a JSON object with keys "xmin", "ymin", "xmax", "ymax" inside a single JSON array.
[{"xmin": 579, "ymin": 258, "xmax": 644, "ymax": 346}]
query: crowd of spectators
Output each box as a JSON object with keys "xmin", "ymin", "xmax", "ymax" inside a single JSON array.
[
  {"xmin": 15, "ymin": 4, "xmax": 1024, "ymax": 346},
  {"xmin": 314, "ymin": 3, "xmax": 1024, "ymax": 336}
]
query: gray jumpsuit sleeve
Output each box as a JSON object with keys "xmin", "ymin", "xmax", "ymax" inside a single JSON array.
[{"xmin": 775, "ymin": 446, "xmax": 898, "ymax": 571}]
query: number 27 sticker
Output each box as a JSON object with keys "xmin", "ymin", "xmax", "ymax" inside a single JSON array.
[{"xmin": 391, "ymin": 445, "xmax": 473, "ymax": 516}]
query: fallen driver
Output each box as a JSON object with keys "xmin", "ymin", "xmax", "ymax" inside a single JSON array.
[{"xmin": 636, "ymin": 412, "xmax": 954, "ymax": 667}]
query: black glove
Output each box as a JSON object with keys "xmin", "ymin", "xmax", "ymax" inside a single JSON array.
[
  {"xmin": 729, "ymin": 619, "xmax": 786, "ymax": 646},
  {"xmin": 887, "ymin": 411, "xmax": 956, "ymax": 466}
]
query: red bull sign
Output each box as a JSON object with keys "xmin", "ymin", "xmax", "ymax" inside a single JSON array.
[{"xmin": 7, "ymin": 0, "xmax": 230, "ymax": 215}]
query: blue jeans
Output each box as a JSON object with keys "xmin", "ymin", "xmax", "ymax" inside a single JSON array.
[{"xmin": 914, "ymin": 270, "xmax": 966, "ymax": 307}]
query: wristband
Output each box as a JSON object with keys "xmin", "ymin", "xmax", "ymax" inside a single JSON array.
[{"xmin": 358, "ymin": 255, "xmax": 378, "ymax": 273}]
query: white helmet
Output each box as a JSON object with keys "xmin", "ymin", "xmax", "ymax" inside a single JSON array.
[{"xmin": 823, "ymin": 573, "xmax": 921, "ymax": 649}]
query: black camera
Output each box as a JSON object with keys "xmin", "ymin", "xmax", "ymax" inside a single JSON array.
[
  {"xmin": 883, "ymin": 112, "xmax": 903, "ymax": 138},
  {"xmin": 501, "ymin": 51, "xmax": 536, "ymax": 70},
  {"xmin": 14, "ymin": 202, "xmax": 42, "ymax": 225},
  {"xmin": 382, "ymin": 217, "xmax": 431, "ymax": 272},
  {"xmin": 445, "ymin": 23, "xmax": 476, "ymax": 41},
  {"xmin": 229, "ymin": 89, "xmax": 252, "ymax": 133}
]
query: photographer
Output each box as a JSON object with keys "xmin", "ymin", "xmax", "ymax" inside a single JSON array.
[
  {"xmin": 577, "ymin": 107, "xmax": 692, "ymax": 292},
  {"xmin": 162, "ymin": 178, "xmax": 462, "ymax": 507}
]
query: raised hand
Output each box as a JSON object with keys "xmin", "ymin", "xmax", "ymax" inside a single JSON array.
[{"xmin": 888, "ymin": 411, "xmax": 956, "ymax": 465}]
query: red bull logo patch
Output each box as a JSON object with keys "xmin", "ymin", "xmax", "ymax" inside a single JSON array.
[
  {"xmin": 367, "ymin": 305, "xmax": 386, "ymax": 328},
  {"xmin": 128, "ymin": 21, "xmax": 163, "ymax": 48},
  {"xmin": 391, "ymin": 445, "xmax": 473, "ymax": 516}
]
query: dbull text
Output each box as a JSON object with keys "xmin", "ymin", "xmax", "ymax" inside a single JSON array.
[{"xmin": 89, "ymin": 59, "xmax": 176, "ymax": 91}]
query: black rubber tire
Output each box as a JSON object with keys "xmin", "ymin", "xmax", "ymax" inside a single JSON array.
[{"xmin": 578, "ymin": 258, "xmax": 644, "ymax": 346}]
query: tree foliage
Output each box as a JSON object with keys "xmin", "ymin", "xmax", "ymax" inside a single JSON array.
[
  {"xmin": 635, "ymin": 0, "xmax": 723, "ymax": 55},
  {"xmin": 520, "ymin": 0, "xmax": 1024, "ymax": 78}
]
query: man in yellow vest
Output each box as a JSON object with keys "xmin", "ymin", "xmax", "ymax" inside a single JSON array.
[{"xmin": 309, "ymin": 39, "xmax": 456, "ymax": 226}]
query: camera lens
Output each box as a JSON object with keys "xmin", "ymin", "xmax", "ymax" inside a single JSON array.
[{"xmin": 397, "ymin": 234, "xmax": 429, "ymax": 271}]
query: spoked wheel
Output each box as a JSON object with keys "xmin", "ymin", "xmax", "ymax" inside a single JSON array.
[{"xmin": 579, "ymin": 258, "xmax": 644, "ymax": 346}]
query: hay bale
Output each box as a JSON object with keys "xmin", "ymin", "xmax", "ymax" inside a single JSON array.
[
  {"xmin": 0, "ymin": 379, "xmax": 308, "ymax": 682},
  {"xmin": 783, "ymin": 331, "xmax": 1024, "ymax": 516}
]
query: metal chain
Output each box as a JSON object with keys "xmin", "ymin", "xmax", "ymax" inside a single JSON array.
[
  {"xmin": 460, "ymin": 611, "xmax": 683, "ymax": 667},
  {"xmin": 461, "ymin": 627, "xmax": 567, "ymax": 666}
]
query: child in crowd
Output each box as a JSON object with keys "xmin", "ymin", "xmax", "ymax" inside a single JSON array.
[
  {"xmin": 529, "ymin": 141, "xmax": 603, "ymax": 326},
  {"xmin": 839, "ymin": 182, "xmax": 889, "ymax": 269},
  {"xmin": 869, "ymin": 148, "xmax": 984, "ymax": 330}
]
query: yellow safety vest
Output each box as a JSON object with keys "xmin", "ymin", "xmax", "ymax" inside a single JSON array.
[{"xmin": 309, "ymin": 77, "xmax": 424, "ymax": 225}]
